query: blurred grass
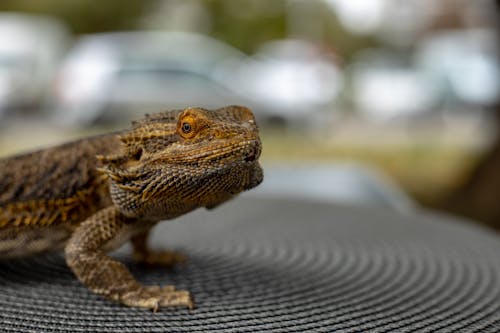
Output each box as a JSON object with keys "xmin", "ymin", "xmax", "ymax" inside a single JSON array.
[{"xmin": 260, "ymin": 128, "xmax": 482, "ymax": 207}]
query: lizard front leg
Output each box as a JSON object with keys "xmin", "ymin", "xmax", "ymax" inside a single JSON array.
[
  {"xmin": 132, "ymin": 229, "xmax": 187, "ymax": 267},
  {"xmin": 65, "ymin": 206, "xmax": 193, "ymax": 311}
]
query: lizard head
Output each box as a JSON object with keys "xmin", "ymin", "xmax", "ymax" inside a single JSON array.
[{"xmin": 99, "ymin": 106, "xmax": 263, "ymax": 219}]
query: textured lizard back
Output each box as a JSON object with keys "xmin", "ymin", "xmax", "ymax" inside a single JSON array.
[{"xmin": 0, "ymin": 135, "xmax": 120, "ymax": 228}]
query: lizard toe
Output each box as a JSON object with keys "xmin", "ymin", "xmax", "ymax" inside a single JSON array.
[{"xmin": 121, "ymin": 286, "xmax": 193, "ymax": 311}]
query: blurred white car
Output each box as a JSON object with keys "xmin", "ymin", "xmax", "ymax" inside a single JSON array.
[
  {"xmin": 415, "ymin": 28, "xmax": 500, "ymax": 108},
  {"xmin": 349, "ymin": 29, "xmax": 500, "ymax": 121},
  {"xmin": 53, "ymin": 31, "xmax": 253, "ymax": 126},
  {"xmin": 351, "ymin": 66, "xmax": 438, "ymax": 120},
  {"xmin": 241, "ymin": 39, "xmax": 344, "ymax": 125},
  {"xmin": 0, "ymin": 13, "xmax": 70, "ymax": 117},
  {"xmin": 348, "ymin": 50, "xmax": 439, "ymax": 120},
  {"xmin": 248, "ymin": 163, "xmax": 416, "ymax": 213}
]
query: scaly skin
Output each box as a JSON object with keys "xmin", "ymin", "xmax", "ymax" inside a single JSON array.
[{"xmin": 0, "ymin": 106, "xmax": 263, "ymax": 311}]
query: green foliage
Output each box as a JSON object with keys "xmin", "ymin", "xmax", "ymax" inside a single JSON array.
[
  {"xmin": 204, "ymin": 0, "xmax": 378, "ymax": 58},
  {"xmin": 0, "ymin": 0, "xmax": 155, "ymax": 33},
  {"xmin": 204, "ymin": 0, "xmax": 287, "ymax": 53},
  {"xmin": 0, "ymin": 0, "xmax": 379, "ymax": 58}
]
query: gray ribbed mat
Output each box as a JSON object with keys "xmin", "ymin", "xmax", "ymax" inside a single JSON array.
[{"xmin": 1, "ymin": 197, "xmax": 499, "ymax": 332}]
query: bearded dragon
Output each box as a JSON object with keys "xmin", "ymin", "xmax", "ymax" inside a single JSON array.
[{"xmin": 0, "ymin": 106, "xmax": 263, "ymax": 311}]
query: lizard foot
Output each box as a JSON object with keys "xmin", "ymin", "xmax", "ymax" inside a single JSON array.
[
  {"xmin": 121, "ymin": 285, "xmax": 194, "ymax": 311},
  {"xmin": 133, "ymin": 250, "xmax": 187, "ymax": 267}
]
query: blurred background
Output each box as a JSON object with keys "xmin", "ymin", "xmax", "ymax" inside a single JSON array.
[{"xmin": 0, "ymin": 0, "xmax": 499, "ymax": 229}]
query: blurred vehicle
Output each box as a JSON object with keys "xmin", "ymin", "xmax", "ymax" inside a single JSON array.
[
  {"xmin": 0, "ymin": 13, "xmax": 70, "ymax": 118},
  {"xmin": 415, "ymin": 28, "xmax": 500, "ymax": 109},
  {"xmin": 348, "ymin": 50, "xmax": 439, "ymax": 120},
  {"xmin": 249, "ymin": 163, "xmax": 415, "ymax": 213},
  {"xmin": 53, "ymin": 31, "xmax": 253, "ymax": 126},
  {"xmin": 349, "ymin": 28, "xmax": 500, "ymax": 122},
  {"xmin": 240, "ymin": 39, "xmax": 344, "ymax": 126}
]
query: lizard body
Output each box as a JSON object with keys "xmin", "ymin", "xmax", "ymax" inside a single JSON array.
[{"xmin": 0, "ymin": 106, "xmax": 263, "ymax": 310}]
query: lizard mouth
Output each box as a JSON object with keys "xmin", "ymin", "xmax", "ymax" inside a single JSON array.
[
  {"xmin": 194, "ymin": 139, "xmax": 261, "ymax": 164},
  {"xmin": 160, "ymin": 139, "xmax": 261, "ymax": 164}
]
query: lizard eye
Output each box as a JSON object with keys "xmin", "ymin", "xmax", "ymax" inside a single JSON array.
[
  {"xmin": 182, "ymin": 122, "xmax": 192, "ymax": 134},
  {"xmin": 178, "ymin": 112, "xmax": 198, "ymax": 139}
]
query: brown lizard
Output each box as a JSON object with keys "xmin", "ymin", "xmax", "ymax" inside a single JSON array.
[{"xmin": 0, "ymin": 105, "xmax": 263, "ymax": 311}]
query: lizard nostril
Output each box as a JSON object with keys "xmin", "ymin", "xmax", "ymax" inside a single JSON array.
[{"xmin": 244, "ymin": 149, "xmax": 256, "ymax": 162}]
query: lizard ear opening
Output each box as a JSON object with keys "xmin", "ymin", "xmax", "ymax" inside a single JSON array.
[
  {"xmin": 120, "ymin": 147, "xmax": 143, "ymax": 169},
  {"xmin": 131, "ymin": 148, "xmax": 143, "ymax": 161},
  {"xmin": 97, "ymin": 145, "xmax": 143, "ymax": 178}
]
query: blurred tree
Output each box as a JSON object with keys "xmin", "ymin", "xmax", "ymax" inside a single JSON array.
[
  {"xmin": 0, "ymin": 0, "xmax": 155, "ymax": 33},
  {"xmin": 204, "ymin": 0, "xmax": 378, "ymax": 58},
  {"xmin": 442, "ymin": 0, "xmax": 500, "ymax": 230},
  {"xmin": 0, "ymin": 0, "xmax": 379, "ymax": 60},
  {"xmin": 204, "ymin": 0, "xmax": 287, "ymax": 53}
]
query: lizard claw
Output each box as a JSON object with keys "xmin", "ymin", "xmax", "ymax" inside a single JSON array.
[{"xmin": 121, "ymin": 285, "xmax": 194, "ymax": 311}]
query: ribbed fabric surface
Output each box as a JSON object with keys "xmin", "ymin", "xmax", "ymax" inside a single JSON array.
[{"xmin": 0, "ymin": 197, "xmax": 499, "ymax": 332}]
